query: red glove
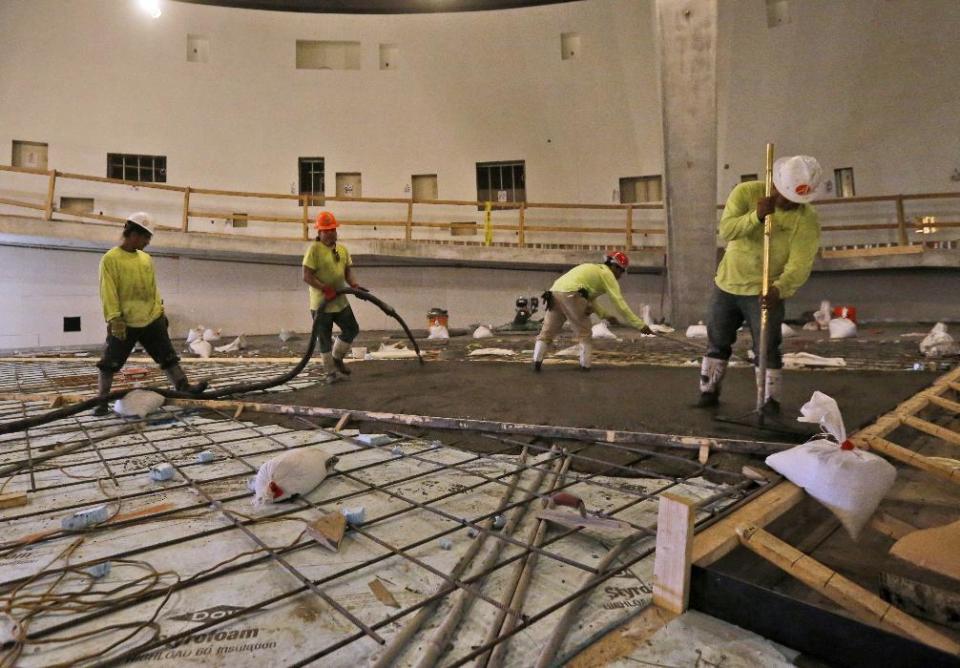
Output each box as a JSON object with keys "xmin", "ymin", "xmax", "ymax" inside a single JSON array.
[{"xmin": 321, "ymin": 285, "xmax": 337, "ymax": 301}]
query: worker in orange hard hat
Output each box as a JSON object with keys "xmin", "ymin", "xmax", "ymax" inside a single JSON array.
[
  {"xmin": 533, "ymin": 251, "xmax": 652, "ymax": 371},
  {"xmin": 302, "ymin": 211, "xmax": 366, "ymax": 382}
]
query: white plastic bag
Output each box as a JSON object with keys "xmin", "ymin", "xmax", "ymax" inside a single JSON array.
[
  {"xmin": 765, "ymin": 391, "xmax": 896, "ymax": 540},
  {"xmin": 203, "ymin": 327, "xmax": 222, "ymax": 342},
  {"xmin": 813, "ymin": 300, "xmax": 832, "ymax": 330},
  {"xmin": 781, "ymin": 323, "xmax": 798, "ymax": 338},
  {"xmin": 253, "ymin": 448, "xmax": 336, "ymax": 507},
  {"xmin": 215, "ymin": 335, "xmax": 246, "ymax": 353},
  {"xmin": 591, "ymin": 320, "xmax": 620, "ymax": 340},
  {"xmin": 427, "ymin": 324, "xmax": 449, "ymax": 340},
  {"xmin": 186, "ymin": 326, "xmax": 203, "ymax": 344},
  {"xmin": 472, "ymin": 325, "xmax": 493, "ymax": 339},
  {"xmin": 189, "ymin": 339, "xmax": 212, "ymax": 358},
  {"xmin": 685, "ymin": 322, "xmax": 708, "ymax": 339},
  {"xmin": 114, "ymin": 389, "xmax": 165, "ymax": 418},
  {"xmin": 919, "ymin": 322, "xmax": 958, "ymax": 358},
  {"xmin": 828, "ymin": 317, "xmax": 857, "ymax": 339}
]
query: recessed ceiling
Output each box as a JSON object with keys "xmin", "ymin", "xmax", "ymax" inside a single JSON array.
[{"xmin": 173, "ymin": 0, "xmax": 580, "ymax": 14}]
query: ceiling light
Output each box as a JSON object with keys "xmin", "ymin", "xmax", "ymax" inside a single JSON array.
[{"xmin": 138, "ymin": 0, "xmax": 162, "ymax": 19}]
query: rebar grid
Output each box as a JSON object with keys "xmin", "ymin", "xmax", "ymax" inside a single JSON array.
[{"xmin": 1, "ymin": 392, "xmax": 758, "ymax": 667}]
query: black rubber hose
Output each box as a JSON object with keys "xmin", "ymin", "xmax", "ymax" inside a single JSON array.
[{"xmin": 0, "ymin": 288, "xmax": 423, "ymax": 435}]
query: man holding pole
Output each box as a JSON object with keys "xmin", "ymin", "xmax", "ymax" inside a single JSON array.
[{"xmin": 696, "ymin": 155, "xmax": 822, "ymax": 413}]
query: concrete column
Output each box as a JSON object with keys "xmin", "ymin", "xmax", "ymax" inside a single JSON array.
[{"xmin": 656, "ymin": 0, "xmax": 718, "ymax": 327}]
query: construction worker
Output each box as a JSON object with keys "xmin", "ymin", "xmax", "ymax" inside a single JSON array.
[
  {"xmin": 533, "ymin": 251, "xmax": 652, "ymax": 371},
  {"xmin": 95, "ymin": 212, "xmax": 207, "ymax": 415},
  {"xmin": 697, "ymin": 155, "xmax": 823, "ymax": 413},
  {"xmin": 302, "ymin": 211, "xmax": 364, "ymax": 382}
]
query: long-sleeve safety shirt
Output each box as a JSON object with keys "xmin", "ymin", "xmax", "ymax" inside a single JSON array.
[
  {"xmin": 715, "ymin": 181, "xmax": 820, "ymax": 299},
  {"xmin": 302, "ymin": 241, "xmax": 352, "ymax": 313},
  {"xmin": 550, "ymin": 263, "xmax": 647, "ymax": 329},
  {"xmin": 98, "ymin": 247, "xmax": 164, "ymax": 327}
]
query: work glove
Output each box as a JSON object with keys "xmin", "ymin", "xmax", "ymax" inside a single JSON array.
[
  {"xmin": 760, "ymin": 285, "xmax": 782, "ymax": 309},
  {"xmin": 756, "ymin": 196, "xmax": 776, "ymax": 222},
  {"xmin": 321, "ymin": 285, "xmax": 337, "ymax": 301},
  {"xmin": 109, "ymin": 318, "xmax": 127, "ymax": 341}
]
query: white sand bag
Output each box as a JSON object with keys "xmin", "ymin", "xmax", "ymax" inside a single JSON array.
[
  {"xmin": 813, "ymin": 300, "xmax": 832, "ymax": 330},
  {"xmin": 783, "ymin": 352, "xmax": 846, "ymax": 368},
  {"xmin": 189, "ymin": 339, "xmax": 212, "ymax": 358},
  {"xmin": 685, "ymin": 322, "xmax": 708, "ymax": 339},
  {"xmin": 253, "ymin": 448, "xmax": 337, "ymax": 507},
  {"xmin": 185, "ymin": 326, "xmax": 203, "ymax": 344},
  {"xmin": 215, "ymin": 334, "xmax": 246, "ymax": 353},
  {"xmin": 919, "ymin": 322, "xmax": 958, "ymax": 358},
  {"xmin": 114, "ymin": 389, "xmax": 165, "ymax": 418},
  {"xmin": 591, "ymin": 320, "xmax": 620, "ymax": 340},
  {"xmin": 765, "ymin": 391, "xmax": 896, "ymax": 540},
  {"xmin": 468, "ymin": 348, "xmax": 516, "ymax": 357},
  {"xmin": 472, "ymin": 325, "xmax": 493, "ymax": 339},
  {"xmin": 278, "ymin": 329, "xmax": 296, "ymax": 342},
  {"xmin": 203, "ymin": 327, "xmax": 222, "ymax": 342},
  {"xmin": 828, "ymin": 317, "xmax": 857, "ymax": 339},
  {"xmin": 781, "ymin": 323, "xmax": 798, "ymax": 338},
  {"xmin": 427, "ymin": 324, "xmax": 449, "ymax": 340},
  {"xmin": 801, "ymin": 321, "xmax": 820, "ymax": 331}
]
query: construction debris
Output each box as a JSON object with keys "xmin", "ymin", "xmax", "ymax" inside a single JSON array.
[
  {"xmin": 369, "ymin": 578, "xmax": 401, "ymax": 608},
  {"xmin": 685, "ymin": 322, "xmax": 708, "ymax": 338},
  {"xmin": 306, "ymin": 511, "xmax": 347, "ymax": 552},
  {"xmin": 890, "ymin": 519, "xmax": 960, "ymax": 581},
  {"xmin": 920, "ymin": 322, "xmax": 958, "ymax": 358},
  {"xmin": 0, "ymin": 492, "xmax": 28, "ymax": 509}
]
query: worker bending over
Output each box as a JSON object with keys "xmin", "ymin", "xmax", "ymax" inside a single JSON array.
[
  {"xmin": 96, "ymin": 213, "xmax": 207, "ymax": 415},
  {"xmin": 302, "ymin": 211, "xmax": 365, "ymax": 382},
  {"xmin": 697, "ymin": 155, "xmax": 822, "ymax": 413},
  {"xmin": 533, "ymin": 251, "xmax": 652, "ymax": 371}
]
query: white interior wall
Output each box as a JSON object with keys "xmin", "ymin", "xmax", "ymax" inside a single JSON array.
[{"xmin": 0, "ymin": 245, "xmax": 664, "ymax": 348}]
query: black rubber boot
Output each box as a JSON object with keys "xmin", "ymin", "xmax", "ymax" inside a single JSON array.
[
  {"xmin": 165, "ymin": 365, "xmax": 209, "ymax": 395},
  {"xmin": 695, "ymin": 391, "xmax": 719, "ymax": 408},
  {"xmin": 94, "ymin": 370, "xmax": 113, "ymax": 416},
  {"xmin": 333, "ymin": 357, "xmax": 352, "ymax": 376},
  {"xmin": 762, "ymin": 399, "xmax": 781, "ymax": 416}
]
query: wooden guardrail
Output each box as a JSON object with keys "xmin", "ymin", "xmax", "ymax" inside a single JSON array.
[{"xmin": 1, "ymin": 163, "xmax": 957, "ymax": 254}]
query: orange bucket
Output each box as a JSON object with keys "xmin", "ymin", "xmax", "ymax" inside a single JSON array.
[{"xmin": 427, "ymin": 308, "xmax": 449, "ymax": 328}]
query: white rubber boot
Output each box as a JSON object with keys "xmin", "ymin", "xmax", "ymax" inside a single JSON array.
[
  {"xmin": 578, "ymin": 341, "xmax": 592, "ymax": 370},
  {"xmin": 755, "ymin": 367, "xmax": 783, "ymax": 415},
  {"xmin": 322, "ymin": 352, "xmax": 346, "ymax": 384},
  {"xmin": 332, "ymin": 338, "xmax": 352, "ymax": 375},
  {"xmin": 532, "ymin": 340, "xmax": 547, "ymax": 372},
  {"xmin": 696, "ymin": 357, "xmax": 727, "ymax": 407}
]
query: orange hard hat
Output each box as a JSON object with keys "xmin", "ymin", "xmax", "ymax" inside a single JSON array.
[{"xmin": 315, "ymin": 211, "xmax": 338, "ymax": 232}]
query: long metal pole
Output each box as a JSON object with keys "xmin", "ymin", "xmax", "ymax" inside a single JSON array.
[{"xmin": 757, "ymin": 143, "xmax": 775, "ymax": 423}]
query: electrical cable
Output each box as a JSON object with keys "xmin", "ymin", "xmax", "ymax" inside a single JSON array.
[{"xmin": 0, "ymin": 288, "xmax": 423, "ymax": 436}]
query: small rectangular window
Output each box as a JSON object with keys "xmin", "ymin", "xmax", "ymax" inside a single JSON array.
[
  {"xmin": 411, "ymin": 174, "xmax": 438, "ymax": 201},
  {"xmin": 12, "ymin": 140, "xmax": 48, "ymax": 169},
  {"xmin": 187, "ymin": 34, "xmax": 209, "ymax": 62},
  {"xmin": 296, "ymin": 40, "xmax": 361, "ymax": 70},
  {"xmin": 63, "ymin": 316, "xmax": 81, "ymax": 332},
  {"xmin": 379, "ymin": 44, "xmax": 398, "ymax": 70},
  {"xmin": 106, "ymin": 153, "xmax": 166, "ymax": 183},
  {"xmin": 60, "ymin": 197, "xmax": 94, "ymax": 214},
  {"xmin": 740, "ymin": 173, "xmax": 759, "ymax": 183},
  {"xmin": 834, "ymin": 167, "xmax": 855, "ymax": 197},
  {"xmin": 476, "ymin": 160, "xmax": 525, "ymax": 209},
  {"xmin": 619, "ymin": 175, "xmax": 663, "ymax": 204},
  {"xmin": 299, "ymin": 157, "xmax": 325, "ymax": 204},
  {"xmin": 561, "ymin": 33, "xmax": 580, "ymax": 60}
]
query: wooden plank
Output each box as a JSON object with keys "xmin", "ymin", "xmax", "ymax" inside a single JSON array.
[
  {"xmin": 927, "ymin": 394, "xmax": 960, "ymax": 414},
  {"xmin": 517, "ymin": 203, "xmax": 526, "ymax": 246},
  {"xmin": 869, "ymin": 512, "xmax": 917, "ymax": 541},
  {"xmin": 890, "ymin": 519, "xmax": 960, "ymax": 582},
  {"xmin": 306, "ymin": 512, "xmax": 347, "ymax": 552},
  {"xmin": 652, "ymin": 493, "xmax": 697, "ymax": 614},
  {"xmin": 368, "ymin": 578, "xmax": 400, "ymax": 608},
  {"xmin": 625, "ymin": 206, "xmax": 633, "ymax": 248},
  {"xmin": 896, "ymin": 196, "xmax": 909, "ymax": 245},
  {"xmin": 44, "ymin": 170, "xmax": 57, "ymax": 220},
  {"xmin": 899, "ymin": 414, "xmax": 960, "ymax": 447},
  {"xmin": 821, "ymin": 245, "xmax": 923, "ymax": 259},
  {"xmin": 737, "ymin": 524, "xmax": 960, "ymax": 656},
  {"xmin": 334, "ymin": 412, "xmax": 352, "ymax": 432},
  {"xmin": 0, "ymin": 492, "xmax": 28, "ymax": 509},
  {"xmin": 0, "ymin": 197, "xmax": 45, "ymax": 211},
  {"xmin": 181, "ymin": 187, "xmax": 190, "ymax": 232},
  {"xmin": 405, "ymin": 200, "xmax": 413, "ymax": 241},
  {"xmin": 858, "ymin": 436, "xmax": 960, "ymax": 485},
  {"xmin": 567, "ymin": 604, "xmax": 677, "ymax": 668},
  {"xmin": 692, "ymin": 481, "xmax": 805, "ymax": 567}
]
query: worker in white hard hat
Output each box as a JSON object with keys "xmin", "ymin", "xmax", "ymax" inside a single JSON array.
[
  {"xmin": 533, "ymin": 251, "xmax": 652, "ymax": 371},
  {"xmin": 95, "ymin": 212, "xmax": 207, "ymax": 415},
  {"xmin": 302, "ymin": 211, "xmax": 365, "ymax": 383},
  {"xmin": 696, "ymin": 156, "xmax": 822, "ymax": 413}
]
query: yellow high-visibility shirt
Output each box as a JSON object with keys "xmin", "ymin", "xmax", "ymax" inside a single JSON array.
[
  {"xmin": 302, "ymin": 241, "xmax": 352, "ymax": 313},
  {"xmin": 715, "ymin": 181, "xmax": 820, "ymax": 299},
  {"xmin": 98, "ymin": 247, "xmax": 164, "ymax": 327},
  {"xmin": 550, "ymin": 263, "xmax": 647, "ymax": 330}
]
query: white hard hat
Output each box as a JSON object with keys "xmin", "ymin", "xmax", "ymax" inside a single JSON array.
[
  {"xmin": 126, "ymin": 211, "xmax": 155, "ymax": 235},
  {"xmin": 773, "ymin": 156, "xmax": 823, "ymax": 204}
]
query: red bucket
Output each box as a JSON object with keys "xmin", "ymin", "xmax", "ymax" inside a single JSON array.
[{"xmin": 832, "ymin": 306, "xmax": 857, "ymax": 323}]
